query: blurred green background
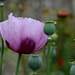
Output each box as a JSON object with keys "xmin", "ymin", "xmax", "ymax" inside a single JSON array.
[{"xmin": 0, "ymin": 0, "xmax": 75, "ymax": 75}]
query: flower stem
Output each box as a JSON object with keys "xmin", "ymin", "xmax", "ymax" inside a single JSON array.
[
  {"xmin": 33, "ymin": 71, "xmax": 37, "ymax": 75},
  {"xmin": 46, "ymin": 36, "xmax": 51, "ymax": 75},
  {"xmin": 0, "ymin": 2, "xmax": 4, "ymax": 75},
  {"xmin": 15, "ymin": 53, "xmax": 22, "ymax": 75}
]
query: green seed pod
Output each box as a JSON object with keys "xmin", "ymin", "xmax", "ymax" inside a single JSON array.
[
  {"xmin": 43, "ymin": 21, "xmax": 56, "ymax": 36},
  {"xmin": 46, "ymin": 47, "xmax": 56, "ymax": 57},
  {"xmin": 28, "ymin": 55, "xmax": 42, "ymax": 71},
  {"xmin": 51, "ymin": 33, "xmax": 58, "ymax": 42},
  {"xmin": 70, "ymin": 64, "xmax": 75, "ymax": 75}
]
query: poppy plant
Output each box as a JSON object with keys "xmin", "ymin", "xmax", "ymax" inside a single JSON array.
[
  {"xmin": 0, "ymin": 13, "xmax": 48, "ymax": 54},
  {"xmin": 0, "ymin": 13, "xmax": 48, "ymax": 75},
  {"xmin": 43, "ymin": 21, "xmax": 56, "ymax": 75}
]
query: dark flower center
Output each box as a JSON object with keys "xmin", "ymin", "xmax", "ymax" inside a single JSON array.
[
  {"xmin": 19, "ymin": 38, "xmax": 35, "ymax": 54},
  {"xmin": 5, "ymin": 38, "xmax": 35, "ymax": 54}
]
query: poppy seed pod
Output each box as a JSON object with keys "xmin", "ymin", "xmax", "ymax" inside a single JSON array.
[
  {"xmin": 0, "ymin": 13, "xmax": 48, "ymax": 54},
  {"xmin": 46, "ymin": 48, "xmax": 56, "ymax": 57},
  {"xmin": 70, "ymin": 64, "xmax": 75, "ymax": 75},
  {"xmin": 43, "ymin": 21, "xmax": 56, "ymax": 36},
  {"xmin": 28, "ymin": 55, "xmax": 42, "ymax": 71}
]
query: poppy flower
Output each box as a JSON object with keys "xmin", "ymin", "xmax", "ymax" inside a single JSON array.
[
  {"xmin": 57, "ymin": 10, "xmax": 69, "ymax": 18},
  {"xmin": 57, "ymin": 58, "xmax": 64, "ymax": 67},
  {"xmin": 0, "ymin": 13, "xmax": 48, "ymax": 54}
]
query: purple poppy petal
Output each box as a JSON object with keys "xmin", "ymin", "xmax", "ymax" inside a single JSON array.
[
  {"xmin": 18, "ymin": 17, "xmax": 45, "ymax": 45},
  {"xmin": 0, "ymin": 13, "xmax": 21, "ymax": 51},
  {"xmin": 0, "ymin": 20, "xmax": 8, "ymax": 41},
  {"xmin": 31, "ymin": 32, "xmax": 48, "ymax": 53}
]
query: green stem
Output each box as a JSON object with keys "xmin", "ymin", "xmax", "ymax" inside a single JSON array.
[
  {"xmin": 21, "ymin": 55, "xmax": 28, "ymax": 75},
  {"xmin": 15, "ymin": 53, "xmax": 22, "ymax": 75},
  {"xmin": 51, "ymin": 42, "xmax": 55, "ymax": 58},
  {"xmin": 1, "ymin": 4, "xmax": 4, "ymax": 21},
  {"xmin": 50, "ymin": 43, "xmax": 55, "ymax": 63},
  {"xmin": 0, "ymin": 2, "xmax": 4, "ymax": 75},
  {"xmin": 33, "ymin": 71, "xmax": 37, "ymax": 75},
  {"xmin": 46, "ymin": 37, "xmax": 51, "ymax": 75}
]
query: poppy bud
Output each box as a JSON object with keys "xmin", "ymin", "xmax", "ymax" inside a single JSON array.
[{"xmin": 51, "ymin": 33, "xmax": 58, "ymax": 42}]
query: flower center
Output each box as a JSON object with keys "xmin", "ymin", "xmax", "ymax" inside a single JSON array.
[
  {"xmin": 19, "ymin": 38, "xmax": 35, "ymax": 54},
  {"xmin": 5, "ymin": 38, "xmax": 35, "ymax": 54}
]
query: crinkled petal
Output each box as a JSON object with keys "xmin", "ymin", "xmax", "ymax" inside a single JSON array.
[
  {"xmin": 0, "ymin": 13, "xmax": 21, "ymax": 51},
  {"xmin": 0, "ymin": 20, "xmax": 8, "ymax": 41},
  {"xmin": 31, "ymin": 32, "xmax": 48, "ymax": 53},
  {"xmin": 18, "ymin": 17, "xmax": 45, "ymax": 45}
]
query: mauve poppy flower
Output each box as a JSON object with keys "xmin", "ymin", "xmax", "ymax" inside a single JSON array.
[{"xmin": 0, "ymin": 13, "xmax": 48, "ymax": 54}]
